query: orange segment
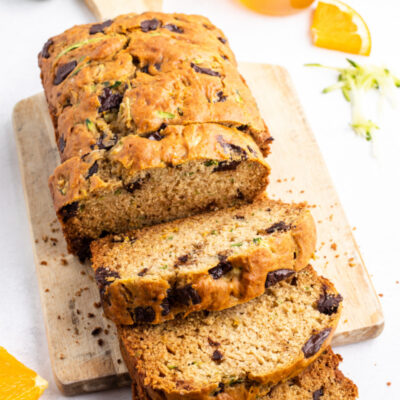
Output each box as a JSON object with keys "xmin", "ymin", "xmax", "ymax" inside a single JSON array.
[
  {"xmin": 0, "ymin": 347, "xmax": 48, "ymax": 400},
  {"xmin": 311, "ymin": 0, "xmax": 371, "ymax": 55}
]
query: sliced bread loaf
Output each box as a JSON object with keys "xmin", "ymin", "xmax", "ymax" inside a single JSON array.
[
  {"xmin": 50, "ymin": 124, "xmax": 269, "ymax": 259},
  {"xmin": 130, "ymin": 348, "xmax": 358, "ymax": 400},
  {"xmin": 118, "ymin": 266, "xmax": 343, "ymax": 400},
  {"xmin": 91, "ymin": 197, "xmax": 316, "ymax": 325}
]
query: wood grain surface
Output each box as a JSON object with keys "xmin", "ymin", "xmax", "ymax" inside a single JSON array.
[{"xmin": 12, "ymin": 64, "xmax": 383, "ymax": 395}]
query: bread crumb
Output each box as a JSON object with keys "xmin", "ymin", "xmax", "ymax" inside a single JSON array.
[
  {"xmin": 59, "ymin": 353, "xmax": 65, "ymax": 360},
  {"xmin": 352, "ymin": 227, "xmax": 356, "ymax": 231},
  {"xmin": 88, "ymin": 313, "xmax": 95, "ymax": 318},
  {"xmin": 42, "ymin": 235, "xmax": 49, "ymax": 243},
  {"xmin": 44, "ymin": 288, "xmax": 50, "ymax": 293},
  {"xmin": 300, "ymin": 190, "xmax": 304, "ymax": 194},
  {"xmin": 330, "ymin": 243, "xmax": 337, "ymax": 251},
  {"xmin": 387, "ymin": 382, "xmax": 391, "ymax": 387},
  {"xmin": 379, "ymin": 293, "xmax": 383, "ymax": 297},
  {"xmin": 81, "ymin": 270, "xmax": 86, "ymax": 275},
  {"xmin": 61, "ymin": 258, "xmax": 68, "ymax": 266},
  {"xmin": 40, "ymin": 261, "xmax": 48, "ymax": 266},
  {"xmin": 94, "ymin": 302, "xmax": 102, "ymax": 308}
]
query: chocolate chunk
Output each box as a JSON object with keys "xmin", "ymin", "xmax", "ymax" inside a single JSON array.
[
  {"xmin": 211, "ymin": 350, "xmax": 223, "ymax": 362},
  {"xmin": 217, "ymin": 136, "xmax": 248, "ymax": 160},
  {"xmin": 86, "ymin": 160, "xmax": 98, "ymax": 179},
  {"xmin": 302, "ymin": 328, "xmax": 332, "ymax": 358},
  {"xmin": 95, "ymin": 267, "xmax": 120, "ymax": 296},
  {"xmin": 134, "ymin": 306, "xmax": 156, "ymax": 323},
  {"xmin": 265, "ymin": 221, "xmax": 291, "ymax": 234},
  {"xmin": 236, "ymin": 189, "xmax": 245, "ymax": 200},
  {"xmin": 218, "ymin": 37, "xmax": 227, "ymax": 44},
  {"xmin": 317, "ymin": 287, "xmax": 343, "ymax": 315},
  {"xmin": 176, "ymin": 254, "xmax": 189, "ymax": 265},
  {"xmin": 140, "ymin": 18, "xmax": 161, "ymax": 32},
  {"xmin": 234, "ymin": 215, "xmax": 245, "ymax": 220},
  {"xmin": 161, "ymin": 297, "xmax": 170, "ymax": 316},
  {"xmin": 208, "ymin": 337, "xmax": 220, "ymax": 347},
  {"xmin": 191, "ymin": 63, "xmax": 220, "ymax": 77},
  {"xmin": 166, "ymin": 284, "xmax": 202, "ymax": 307},
  {"xmin": 58, "ymin": 135, "xmax": 66, "ymax": 153},
  {"xmin": 125, "ymin": 175, "xmax": 149, "ymax": 193},
  {"xmin": 140, "ymin": 65, "xmax": 150, "ymax": 74},
  {"xmin": 247, "ymin": 145, "xmax": 258, "ymax": 156},
  {"xmin": 313, "ymin": 387, "xmax": 324, "ymax": 400},
  {"xmin": 91, "ymin": 327, "xmax": 102, "ymax": 336},
  {"xmin": 237, "ymin": 125, "xmax": 248, "ymax": 132},
  {"xmin": 98, "ymin": 87, "xmax": 123, "ymax": 112},
  {"xmin": 154, "ymin": 62, "xmax": 162, "ymax": 71},
  {"xmin": 216, "ymin": 90, "xmax": 227, "ymax": 102},
  {"xmin": 41, "ymin": 38, "xmax": 53, "ymax": 58},
  {"xmin": 146, "ymin": 131, "xmax": 165, "ymax": 141},
  {"xmin": 89, "ymin": 19, "xmax": 113, "ymax": 34},
  {"xmin": 138, "ymin": 268, "xmax": 148, "ymax": 277},
  {"xmin": 265, "ymin": 269, "xmax": 295, "ymax": 288},
  {"xmin": 54, "ymin": 61, "xmax": 77, "ymax": 85},
  {"xmin": 208, "ymin": 258, "xmax": 233, "ymax": 279},
  {"xmin": 94, "ymin": 132, "xmax": 118, "ymax": 150},
  {"xmin": 59, "ymin": 201, "xmax": 79, "ymax": 222},
  {"xmin": 290, "ymin": 276, "xmax": 298, "ymax": 286},
  {"xmin": 212, "ymin": 160, "xmax": 241, "ymax": 172},
  {"xmin": 99, "ymin": 230, "xmax": 110, "ymax": 238},
  {"xmin": 132, "ymin": 55, "xmax": 140, "ymax": 66},
  {"xmin": 213, "ymin": 382, "xmax": 225, "ymax": 396},
  {"xmin": 163, "ymin": 24, "xmax": 184, "ymax": 33}
]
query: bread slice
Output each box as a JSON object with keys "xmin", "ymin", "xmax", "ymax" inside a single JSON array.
[
  {"xmin": 130, "ymin": 348, "xmax": 358, "ymax": 400},
  {"xmin": 91, "ymin": 197, "xmax": 316, "ymax": 325},
  {"xmin": 50, "ymin": 124, "xmax": 269, "ymax": 259},
  {"xmin": 118, "ymin": 266, "xmax": 342, "ymax": 400}
]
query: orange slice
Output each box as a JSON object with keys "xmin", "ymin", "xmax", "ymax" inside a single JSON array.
[
  {"xmin": 311, "ymin": 0, "xmax": 371, "ymax": 55},
  {"xmin": 0, "ymin": 347, "xmax": 48, "ymax": 400}
]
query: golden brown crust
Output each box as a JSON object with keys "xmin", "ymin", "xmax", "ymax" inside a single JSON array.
[
  {"xmin": 119, "ymin": 266, "xmax": 342, "ymax": 400},
  {"xmin": 130, "ymin": 348, "xmax": 358, "ymax": 400},
  {"xmin": 38, "ymin": 12, "xmax": 271, "ymax": 161},
  {"xmin": 91, "ymin": 199, "xmax": 316, "ymax": 325}
]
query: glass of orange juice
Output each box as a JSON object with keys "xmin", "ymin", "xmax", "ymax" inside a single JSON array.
[{"xmin": 239, "ymin": 0, "xmax": 315, "ymax": 16}]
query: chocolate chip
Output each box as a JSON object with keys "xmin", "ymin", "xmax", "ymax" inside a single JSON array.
[
  {"xmin": 95, "ymin": 267, "xmax": 120, "ymax": 296},
  {"xmin": 216, "ymin": 136, "xmax": 248, "ymax": 160},
  {"xmin": 237, "ymin": 125, "xmax": 248, "ymax": 132},
  {"xmin": 89, "ymin": 19, "xmax": 113, "ymax": 34},
  {"xmin": 163, "ymin": 24, "xmax": 184, "ymax": 33},
  {"xmin": 91, "ymin": 327, "xmax": 102, "ymax": 336},
  {"xmin": 213, "ymin": 382, "xmax": 225, "ymax": 396},
  {"xmin": 140, "ymin": 18, "xmax": 161, "ymax": 32},
  {"xmin": 191, "ymin": 63, "xmax": 220, "ymax": 77},
  {"xmin": 145, "ymin": 131, "xmax": 165, "ymax": 141},
  {"xmin": 290, "ymin": 276, "xmax": 298, "ymax": 286},
  {"xmin": 99, "ymin": 230, "xmax": 110, "ymax": 238},
  {"xmin": 41, "ymin": 38, "xmax": 53, "ymax": 58},
  {"xmin": 98, "ymin": 87, "xmax": 123, "ymax": 112},
  {"xmin": 154, "ymin": 62, "xmax": 162, "ymax": 71},
  {"xmin": 317, "ymin": 287, "xmax": 343, "ymax": 315},
  {"xmin": 138, "ymin": 268, "xmax": 148, "ymax": 277},
  {"xmin": 94, "ymin": 132, "xmax": 118, "ymax": 150},
  {"xmin": 208, "ymin": 258, "xmax": 233, "ymax": 279},
  {"xmin": 134, "ymin": 306, "xmax": 156, "ymax": 323},
  {"xmin": 218, "ymin": 37, "xmax": 227, "ymax": 44},
  {"xmin": 86, "ymin": 160, "xmax": 98, "ymax": 179},
  {"xmin": 54, "ymin": 61, "xmax": 77, "ymax": 85},
  {"xmin": 265, "ymin": 221, "xmax": 292, "ymax": 234},
  {"xmin": 211, "ymin": 350, "xmax": 223, "ymax": 362},
  {"xmin": 302, "ymin": 328, "xmax": 332, "ymax": 358},
  {"xmin": 234, "ymin": 215, "xmax": 245, "ymax": 220},
  {"xmin": 236, "ymin": 189, "xmax": 245, "ymax": 200},
  {"xmin": 58, "ymin": 135, "xmax": 66, "ymax": 153},
  {"xmin": 215, "ymin": 91, "xmax": 227, "ymax": 102},
  {"xmin": 247, "ymin": 145, "xmax": 258, "ymax": 156},
  {"xmin": 208, "ymin": 337, "xmax": 220, "ymax": 346},
  {"xmin": 124, "ymin": 175, "xmax": 149, "ymax": 193},
  {"xmin": 140, "ymin": 65, "xmax": 150, "ymax": 74},
  {"xmin": 212, "ymin": 160, "xmax": 241, "ymax": 172},
  {"xmin": 265, "ymin": 269, "xmax": 295, "ymax": 288},
  {"xmin": 313, "ymin": 387, "xmax": 324, "ymax": 400},
  {"xmin": 166, "ymin": 285, "xmax": 202, "ymax": 307},
  {"xmin": 59, "ymin": 201, "xmax": 79, "ymax": 222},
  {"xmin": 175, "ymin": 254, "xmax": 189, "ymax": 266},
  {"xmin": 132, "ymin": 55, "xmax": 140, "ymax": 66},
  {"xmin": 161, "ymin": 297, "xmax": 170, "ymax": 316}
]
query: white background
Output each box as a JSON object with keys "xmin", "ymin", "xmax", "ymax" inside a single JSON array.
[{"xmin": 0, "ymin": 0, "xmax": 399, "ymax": 399}]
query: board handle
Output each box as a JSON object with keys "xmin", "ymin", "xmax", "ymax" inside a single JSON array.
[{"xmin": 84, "ymin": 0, "xmax": 163, "ymax": 21}]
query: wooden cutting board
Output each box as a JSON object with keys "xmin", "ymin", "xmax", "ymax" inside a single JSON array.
[{"xmin": 12, "ymin": 0, "xmax": 383, "ymax": 396}]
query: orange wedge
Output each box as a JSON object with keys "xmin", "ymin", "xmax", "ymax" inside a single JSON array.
[
  {"xmin": 0, "ymin": 347, "xmax": 48, "ymax": 400},
  {"xmin": 311, "ymin": 0, "xmax": 371, "ymax": 55}
]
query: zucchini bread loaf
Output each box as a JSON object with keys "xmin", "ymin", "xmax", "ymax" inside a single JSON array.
[
  {"xmin": 131, "ymin": 348, "xmax": 358, "ymax": 400},
  {"xmin": 38, "ymin": 12, "xmax": 272, "ymax": 258},
  {"xmin": 91, "ymin": 196, "xmax": 316, "ymax": 325},
  {"xmin": 119, "ymin": 266, "xmax": 343, "ymax": 400}
]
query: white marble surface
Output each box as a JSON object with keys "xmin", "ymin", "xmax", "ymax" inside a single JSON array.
[{"xmin": 0, "ymin": 0, "xmax": 399, "ymax": 398}]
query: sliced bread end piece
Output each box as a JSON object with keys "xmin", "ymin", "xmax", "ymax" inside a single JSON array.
[{"xmin": 91, "ymin": 197, "xmax": 316, "ymax": 325}]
